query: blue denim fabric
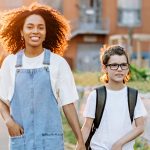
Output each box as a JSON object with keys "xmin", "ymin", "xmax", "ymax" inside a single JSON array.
[{"xmin": 10, "ymin": 49, "xmax": 64, "ymax": 150}]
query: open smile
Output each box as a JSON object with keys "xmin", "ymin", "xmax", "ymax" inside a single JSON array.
[{"xmin": 30, "ymin": 36, "xmax": 40, "ymax": 42}]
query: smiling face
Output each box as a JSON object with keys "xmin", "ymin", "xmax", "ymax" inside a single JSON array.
[
  {"xmin": 21, "ymin": 14, "xmax": 46, "ymax": 49},
  {"xmin": 105, "ymin": 55, "xmax": 129, "ymax": 83}
]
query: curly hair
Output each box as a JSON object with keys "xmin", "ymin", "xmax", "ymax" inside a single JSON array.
[
  {"xmin": 100, "ymin": 45, "xmax": 130, "ymax": 83},
  {"xmin": 0, "ymin": 2, "xmax": 70, "ymax": 56}
]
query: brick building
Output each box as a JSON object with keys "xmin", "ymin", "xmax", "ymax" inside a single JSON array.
[
  {"xmin": 63, "ymin": 0, "xmax": 150, "ymax": 71},
  {"xmin": 0, "ymin": 0, "xmax": 150, "ymax": 70}
]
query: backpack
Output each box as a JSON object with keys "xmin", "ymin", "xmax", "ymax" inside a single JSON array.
[{"xmin": 85, "ymin": 86, "xmax": 138, "ymax": 150}]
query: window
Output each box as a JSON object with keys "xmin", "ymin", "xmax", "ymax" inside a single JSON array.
[
  {"xmin": 118, "ymin": 0, "xmax": 141, "ymax": 27},
  {"xmin": 79, "ymin": 0, "xmax": 101, "ymax": 23}
]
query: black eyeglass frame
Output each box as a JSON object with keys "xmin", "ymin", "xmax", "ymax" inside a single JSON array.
[{"xmin": 105, "ymin": 63, "xmax": 130, "ymax": 70}]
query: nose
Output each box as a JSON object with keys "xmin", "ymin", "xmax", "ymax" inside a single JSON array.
[
  {"xmin": 32, "ymin": 27, "xmax": 38, "ymax": 33},
  {"xmin": 117, "ymin": 65, "xmax": 122, "ymax": 71}
]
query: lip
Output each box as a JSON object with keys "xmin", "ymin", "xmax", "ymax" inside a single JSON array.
[
  {"xmin": 115, "ymin": 74, "xmax": 124, "ymax": 76},
  {"xmin": 30, "ymin": 36, "xmax": 40, "ymax": 41}
]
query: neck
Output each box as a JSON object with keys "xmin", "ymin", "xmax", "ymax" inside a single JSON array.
[
  {"xmin": 106, "ymin": 80, "xmax": 125, "ymax": 91},
  {"xmin": 24, "ymin": 45, "xmax": 44, "ymax": 58}
]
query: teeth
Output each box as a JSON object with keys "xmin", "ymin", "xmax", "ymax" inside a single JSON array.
[{"xmin": 31, "ymin": 37, "xmax": 39, "ymax": 41}]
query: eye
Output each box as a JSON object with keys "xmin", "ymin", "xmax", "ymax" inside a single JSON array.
[
  {"xmin": 38, "ymin": 25, "xmax": 45, "ymax": 30},
  {"xmin": 121, "ymin": 63, "xmax": 128, "ymax": 66},
  {"xmin": 110, "ymin": 64, "xmax": 118, "ymax": 67},
  {"xmin": 27, "ymin": 26, "xmax": 33, "ymax": 29}
]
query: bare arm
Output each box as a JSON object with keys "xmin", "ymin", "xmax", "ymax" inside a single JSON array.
[
  {"xmin": 81, "ymin": 117, "xmax": 94, "ymax": 143},
  {"xmin": 0, "ymin": 99, "xmax": 23, "ymax": 137},
  {"xmin": 0, "ymin": 99, "xmax": 11, "ymax": 122},
  {"xmin": 111, "ymin": 116, "xmax": 145, "ymax": 150},
  {"xmin": 63, "ymin": 103, "xmax": 86, "ymax": 150}
]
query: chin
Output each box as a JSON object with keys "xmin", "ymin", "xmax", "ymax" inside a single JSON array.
[
  {"xmin": 29, "ymin": 43, "xmax": 42, "ymax": 47},
  {"xmin": 113, "ymin": 78, "xmax": 124, "ymax": 83},
  {"xmin": 28, "ymin": 41, "xmax": 43, "ymax": 46}
]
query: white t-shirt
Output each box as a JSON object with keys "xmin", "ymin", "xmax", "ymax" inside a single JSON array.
[
  {"xmin": 0, "ymin": 50, "xmax": 79, "ymax": 106},
  {"xmin": 83, "ymin": 87, "xmax": 147, "ymax": 150}
]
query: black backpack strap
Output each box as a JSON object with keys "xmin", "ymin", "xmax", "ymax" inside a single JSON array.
[
  {"xmin": 85, "ymin": 86, "xmax": 107, "ymax": 150},
  {"xmin": 94, "ymin": 86, "xmax": 107, "ymax": 128},
  {"xmin": 127, "ymin": 87, "xmax": 138, "ymax": 123}
]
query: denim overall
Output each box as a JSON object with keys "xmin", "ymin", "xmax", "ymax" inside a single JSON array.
[{"xmin": 10, "ymin": 49, "xmax": 64, "ymax": 150}]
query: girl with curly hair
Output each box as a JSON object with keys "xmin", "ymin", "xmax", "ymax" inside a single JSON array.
[{"xmin": 0, "ymin": 2, "xmax": 85, "ymax": 150}]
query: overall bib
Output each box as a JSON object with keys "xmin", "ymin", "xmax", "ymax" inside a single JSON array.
[{"xmin": 10, "ymin": 49, "xmax": 64, "ymax": 150}]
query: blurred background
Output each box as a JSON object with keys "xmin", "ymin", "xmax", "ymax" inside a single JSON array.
[
  {"xmin": 0, "ymin": 0, "xmax": 150, "ymax": 69},
  {"xmin": 0, "ymin": 0, "xmax": 150, "ymax": 149}
]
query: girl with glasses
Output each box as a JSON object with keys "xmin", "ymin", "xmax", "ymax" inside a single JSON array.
[{"xmin": 82, "ymin": 45, "xmax": 147, "ymax": 150}]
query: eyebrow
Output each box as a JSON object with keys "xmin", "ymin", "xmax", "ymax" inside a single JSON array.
[
  {"xmin": 26, "ymin": 23, "xmax": 45, "ymax": 26},
  {"xmin": 108, "ymin": 62, "xmax": 128, "ymax": 64}
]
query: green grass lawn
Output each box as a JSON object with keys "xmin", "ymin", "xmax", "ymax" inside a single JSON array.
[{"xmin": 73, "ymin": 72, "xmax": 150, "ymax": 92}]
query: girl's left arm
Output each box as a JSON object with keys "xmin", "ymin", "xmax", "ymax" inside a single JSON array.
[
  {"xmin": 111, "ymin": 116, "xmax": 145, "ymax": 150},
  {"xmin": 63, "ymin": 103, "xmax": 86, "ymax": 150}
]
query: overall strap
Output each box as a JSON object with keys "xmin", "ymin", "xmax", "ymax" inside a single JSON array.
[
  {"xmin": 43, "ymin": 49, "xmax": 51, "ymax": 65},
  {"xmin": 15, "ymin": 50, "xmax": 24, "ymax": 68},
  {"xmin": 127, "ymin": 87, "xmax": 138, "ymax": 123},
  {"xmin": 94, "ymin": 86, "xmax": 107, "ymax": 128}
]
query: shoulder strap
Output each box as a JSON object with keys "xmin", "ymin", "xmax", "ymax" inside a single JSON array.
[
  {"xmin": 127, "ymin": 87, "xmax": 138, "ymax": 123},
  {"xmin": 94, "ymin": 86, "xmax": 107, "ymax": 128}
]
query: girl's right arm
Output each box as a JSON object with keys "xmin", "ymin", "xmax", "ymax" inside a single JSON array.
[
  {"xmin": 0, "ymin": 99, "xmax": 24, "ymax": 137},
  {"xmin": 81, "ymin": 117, "xmax": 94, "ymax": 143}
]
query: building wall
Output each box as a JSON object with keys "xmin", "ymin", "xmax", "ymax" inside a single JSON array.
[
  {"xmin": 102, "ymin": 0, "xmax": 150, "ymax": 34},
  {"xmin": 63, "ymin": 0, "xmax": 79, "ymax": 20},
  {"xmin": 63, "ymin": 0, "xmax": 150, "ymax": 70},
  {"xmin": 0, "ymin": 0, "xmax": 149, "ymax": 69}
]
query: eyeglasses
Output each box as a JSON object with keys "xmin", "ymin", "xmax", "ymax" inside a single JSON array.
[{"xmin": 106, "ymin": 63, "xmax": 129, "ymax": 70}]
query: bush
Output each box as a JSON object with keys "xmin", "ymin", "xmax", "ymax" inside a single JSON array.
[
  {"xmin": 130, "ymin": 64, "xmax": 150, "ymax": 81},
  {"xmin": 134, "ymin": 138, "xmax": 150, "ymax": 150}
]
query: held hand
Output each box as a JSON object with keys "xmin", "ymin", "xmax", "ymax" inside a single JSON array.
[
  {"xmin": 111, "ymin": 142, "xmax": 122, "ymax": 150},
  {"xmin": 5, "ymin": 117, "xmax": 24, "ymax": 137},
  {"xmin": 75, "ymin": 142, "xmax": 86, "ymax": 150}
]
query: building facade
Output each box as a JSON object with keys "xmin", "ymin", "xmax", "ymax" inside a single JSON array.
[
  {"xmin": 0, "ymin": 0, "xmax": 150, "ymax": 70},
  {"xmin": 63, "ymin": 0, "xmax": 150, "ymax": 70}
]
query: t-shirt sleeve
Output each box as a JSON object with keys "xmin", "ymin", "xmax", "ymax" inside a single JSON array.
[
  {"xmin": 57, "ymin": 58, "xmax": 79, "ymax": 106},
  {"xmin": 134, "ymin": 93, "xmax": 147, "ymax": 119},
  {"xmin": 0, "ymin": 56, "xmax": 11, "ymax": 102},
  {"xmin": 83, "ymin": 90, "xmax": 96, "ymax": 118}
]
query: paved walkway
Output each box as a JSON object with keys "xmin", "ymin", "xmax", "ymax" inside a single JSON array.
[{"xmin": 0, "ymin": 93, "xmax": 150, "ymax": 150}]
